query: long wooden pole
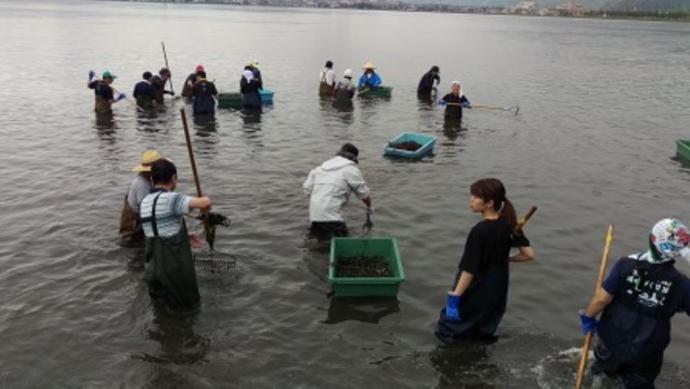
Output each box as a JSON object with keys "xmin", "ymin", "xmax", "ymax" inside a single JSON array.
[
  {"xmin": 161, "ymin": 41, "xmax": 175, "ymax": 95},
  {"xmin": 180, "ymin": 108, "xmax": 211, "ymax": 247},
  {"xmin": 516, "ymin": 206, "xmax": 537, "ymax": 232},
  {"xmin": 575, "ymin": 224, "xmax": 614, "ymax": 389}
]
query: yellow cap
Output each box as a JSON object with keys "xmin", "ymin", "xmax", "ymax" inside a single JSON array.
[
  {"xmin": 362, "ymin": 62, "xmax": 376, "ymax": 70},
  {"xmin": 132, "ymin": 149, "xmax": 161, "ymax": 173}
]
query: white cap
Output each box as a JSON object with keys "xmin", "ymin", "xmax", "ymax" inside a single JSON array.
[{"xmin": 344, "ymin": 69, "xmax": 353, "ymax": 78}]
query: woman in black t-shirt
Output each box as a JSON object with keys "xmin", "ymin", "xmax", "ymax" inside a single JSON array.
[{"xmin": 435, "ymin": 178, "xmax": 535, "ymax": 344}]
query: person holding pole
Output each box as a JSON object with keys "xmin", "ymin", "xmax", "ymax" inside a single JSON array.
[
  {"xmin": 87, "ymin": 70, "xmax": 126, "ymax": 113},
  {"xmin": 139, "ymin": 158, "xmax": 212, "ymax": 309},
  {"xmin": 151, "ymin": 68, "xmax": 174, "ymax": 104},
  {"xmin": 435, "ymin": 178, "xmax": 535, "ymax": 344},
  {"xmin": 579, "ymin": 219, "xmax": 690, "ymax": 389}
]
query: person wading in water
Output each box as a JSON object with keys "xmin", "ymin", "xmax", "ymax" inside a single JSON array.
[
  {"xmin": 151, "ymin": 67, "xmax": 174, "ymax": 104},
  {"xmin": 191, "ymin": 70, "xmax": 218, "ymax": 118},
  {"xmin": 580, "ymin": 218, "xmax": 690, "ymax": 389},
  {"xmin": 119, "ymin": 150, "xmax": 162, "ymax": 247},
  {"xmin": 417, "ymin": 65, "xmax": 440, "ymax": 100},
  {"xmin": 87, "ymin": 70, "xmax": 125, "ymax": 114},
  {"xmin": 435, "ymin": 178, "xmax": 534, "ymax": 343},
  {"xmin": 303, "ymin": 143, "xmax": 372, "ymax": 239},
  {"xmin": 438, "ymin": 81, "xmax": 471, "ymax": 124},
  {"xmin": 140, "ymin": 159, "xmax": 212, "ymax": 309},
  {"xmin": 132, "ymin": 71, "xmax": 154, "ymax": 109},
  {"xmin": 333, "ymin": 69, "xmax": 356, "ymax": 105},
  {"xmin": 357, "ymin": 62, "xmax": 382, "ymax": 90},
  {"xmin": 319, "ymin": 60, "xmax": 336, "ymax": 96}
]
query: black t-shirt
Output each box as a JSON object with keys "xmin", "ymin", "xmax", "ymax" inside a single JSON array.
[
  {"xmin": 442, "ymin": 93, "xmax": 469, "ymax": 119},
  {"xmin": 133, "ymin": 80, "xmax": 153, "ymax": 98},
  {"xmin": 459, "ymin": 218, "xmax": 530, "ymax": 275},
  {"xmin": 417, "ymin": 71, "xmax": 439, "ymax": 94},
  {"xmin": 89, "ymin": 80, "xmax": 113, "ymax": 100}
]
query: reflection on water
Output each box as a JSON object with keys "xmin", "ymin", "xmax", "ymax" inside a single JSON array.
[
  {"xmin": 325, "ymin": 297, "xmax": 400, "ymax": 324},
  {"xmin": 94, "ymin": 111, "xmax": 116, "ymax": 132},
  {"xmin": 134, "ymin": 305, "xmax": 209, "ymax": 365},
  {"xmin": 3, "ymin": 0, "xmax": 690, "ymax": 387},
  {"xmin": 430, "ymin": 343, "xmax": 498, "ymax": 389}
]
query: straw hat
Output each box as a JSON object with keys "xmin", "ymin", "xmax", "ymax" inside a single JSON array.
[
  {"xmin": 362, "ymin": 62, "xmax": 376, "ymax": 70},
  {"xmin": 132, "ymin": 149, "xmax": 161, "ymax": 173}
]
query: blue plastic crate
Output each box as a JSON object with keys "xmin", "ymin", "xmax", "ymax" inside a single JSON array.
[
  {"xmin": 260, "ymin": 88, "xmax": 274, "ymax": 104},
  {"xmin": 384, "ymin": 132, "xmax": 436, "ymax": 159}
]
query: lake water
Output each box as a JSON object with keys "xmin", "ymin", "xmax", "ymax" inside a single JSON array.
[{"xmin": 1, "ymin": 0, "xmax": 690, "ymax": 387}]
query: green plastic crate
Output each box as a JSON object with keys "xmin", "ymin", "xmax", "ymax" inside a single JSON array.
[
  {"xmin": 677, "ymin": 140, "xmax": 690, "ymax": 162},
  {"xmin": 218, "ymin": 92, "xmax": 242, "ymax": 109},
  {"xmin": 328, "ymin": 238, "xmax": 405, "ymax": 297},
  {"xmin": 357, "ymin": 86, "xmax": 392, "ymax": 98}
]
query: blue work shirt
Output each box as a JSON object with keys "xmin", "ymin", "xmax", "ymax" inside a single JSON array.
[{"xmin": 357, "ymin": 72, "xmax": 382, "ymax": 89}]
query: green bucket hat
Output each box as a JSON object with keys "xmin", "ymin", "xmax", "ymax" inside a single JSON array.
[{"xmin": 102, "ymin": 70, "xmax": 117, "ymax": 80}]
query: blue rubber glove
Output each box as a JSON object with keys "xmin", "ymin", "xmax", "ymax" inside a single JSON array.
[
  {"xmin": 579, "ymin": 310, "xmax": 598, "ymax": 335},
  {"xmin": 116, "ymin": 93, "xmax": 126, "ymax": 102},
  {"xmin": 88, "ymin": 70, "xmax": 95, "ymax": 81},
  {"xmin": 444, "ymin": 293, "xmax": 462, "ymax": 322},
  {"xmin": 462, "ymin": 100, "xmax": 471, "ymax": 108},
  {"xmin": 437, "ymin": 99, "xmax": 447, "ymax": 106}
]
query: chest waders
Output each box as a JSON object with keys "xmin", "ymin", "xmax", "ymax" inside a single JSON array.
[
  {"xmin": 94, "ymin": 95, "xmax": 112, "ymax": 114},
  {"xmin": 118, "ymin": 195, "xmax": 144, "ymax": 247},
  {"xmin": 319, "ymin": 72, "xmax": 334, "ymax": 96},
  {"xmin": 141, "ymin": 192, "xmax": 201, "ymax": 309}
]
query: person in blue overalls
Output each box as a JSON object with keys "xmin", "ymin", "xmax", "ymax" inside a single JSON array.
[
  {"xmin": 139, "ymin": 159, "xmax": 212, "ymax": 309},
  {"xmin": 580, "ymin": 218, "xmax": 690, "ymax": 389}
]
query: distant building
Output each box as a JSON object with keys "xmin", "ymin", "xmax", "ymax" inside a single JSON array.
[
  {"xmin": 516, "ymin": 1, "xmax": 537, "ymax": 11},
  {"xmin": 556, "ymin": 0, "xmax": 587, "ymax": 15}
]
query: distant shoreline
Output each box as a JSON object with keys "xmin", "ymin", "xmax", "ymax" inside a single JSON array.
[{"xmin": 111, "ymin": 1, "xmax": 690, "ymax": 23}]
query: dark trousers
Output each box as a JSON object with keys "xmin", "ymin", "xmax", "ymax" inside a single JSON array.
[
  {"xmin": 592, "ymin": 342, "xmax": 661, "ymax": 389},
  {"xmin": 310, "ymin": 222, "xmax": 348, "ymax": 240}
]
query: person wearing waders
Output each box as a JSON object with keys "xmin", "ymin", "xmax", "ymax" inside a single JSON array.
[
  {"xmin": 319, "ymin": 60, "xmax": 336, "ymax": 96},
  {"xmin": 580, "ymin": 218, "xmax": 690, "ymax": 389},
  {"xmin": 417, "ymin": 65, "xmax": 441, "ymax": 99},
  {"xmin": 302, "ymin": 143, "xmax": 372, "ymax": 239},
  {"xmin": 87, "ymin": 70, "xmax": 126, "ymax": 114},
  {"xmin": 139, "ymin": 159, "xmax": 212, "ymax": 309},
  {"xmin": 191, "ymin": 70, "xmax": 218, "ymax": 117},
  {"xmin": 182, "ymin": 64, "xmax": 205, "ymax": 99},
  {"xmin": 119, "ymin": 149, "xmax": 161, "ymax": 247},
  {"xmin": 151, "ymin": 67, "xmax": 174, "ymax": 104},
  {"xmin": 435, "ymin": 178, "xmax": 534, "ymax": 343},
  {"xmin": 132, "ymin": 71, "xmax": 154, "ymax": 109},
  {"xmin": 438, "ymin": 81, "xmax": 471, "ymax": 123},
  {"xmin": 333, "ymin": 69, "xmax": 356, "ymax": 104},
  {"xmin": 240, "ymin": 68, "xmax": 262, "ymax": 110}
]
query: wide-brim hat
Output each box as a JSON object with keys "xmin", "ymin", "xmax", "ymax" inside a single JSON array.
[
  {"xmin": 132, "ymin": 149, "xmax": 162, "ymax": 173},
  {"xmin": 362, "ymin": 62, "xmax": 376, "ymax": 70}
]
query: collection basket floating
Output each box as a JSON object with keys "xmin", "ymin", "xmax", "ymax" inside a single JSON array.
[
  {"xmin": 260, "ymin": 88, "xmax": 275, "ymax": 104},
  {"xmin": 328, "ymin": 237, "xmax": 405, "ymax": 298},
  {"xmin": 217, "ymin": 88, "xmax": 275, "ymax": 109},
  {"xmin": 357, "ymin": 86, "xmax": 393, "ymax": 98},
  {"xmin": 384, "ymin": 132, "xmax": 436, "ymax": 159},
  {"xmin": 676, "ymin": 140, "xmax": 690, "ymax": 162},
  {"xmin": 217, "ymin": 92, "xmax": 242, "ymax": 109}
]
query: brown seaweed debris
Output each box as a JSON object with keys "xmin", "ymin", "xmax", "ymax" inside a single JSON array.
[
  {"xmin": 390, "ymin": 141, "xmax": 422, "ymax": 151},
  {"xmin": 336, "ymin": 256, "xmax": 393, "ymax": 277}
]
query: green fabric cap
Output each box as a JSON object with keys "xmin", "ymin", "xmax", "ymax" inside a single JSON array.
[{"xmin": 102, "ymin": 70, "xmax": 117, "ymax": 80}]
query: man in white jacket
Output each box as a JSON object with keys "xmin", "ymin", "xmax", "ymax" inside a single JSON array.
[{"xmin": 303, "ymin": 143, "xmax": 373, "ymax": 238}]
